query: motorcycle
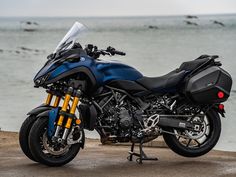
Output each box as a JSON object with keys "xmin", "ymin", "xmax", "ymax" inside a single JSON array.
[{"xmin": 19, "ymin": 22, "xmax": 232, "ymax": 166}]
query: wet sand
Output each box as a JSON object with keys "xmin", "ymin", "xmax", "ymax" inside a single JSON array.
[{"xmin": 0, "ymin": 131, "xmax": 236, "ymax": 177}]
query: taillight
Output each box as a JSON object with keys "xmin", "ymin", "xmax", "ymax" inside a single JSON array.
[{"xmin": 217, "ymin": 91, "xmax": 224, "ymax": 99}]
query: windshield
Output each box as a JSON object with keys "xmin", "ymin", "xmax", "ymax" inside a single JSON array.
[{"xmin": 54, "ymin": 21, "xmax": 87, "ymax": 53}]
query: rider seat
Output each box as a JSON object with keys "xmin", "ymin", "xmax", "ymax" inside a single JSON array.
[
  {"xmin": 137, "ymin": 70, "xmax": 186, "ymax": 92},
  {"xmin": 137, "ymin": 57, "xmax": 210, "ymax": 92}
]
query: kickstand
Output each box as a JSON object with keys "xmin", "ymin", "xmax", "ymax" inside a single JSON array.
[{"xmin": 127, "ymin": 140, "xmax": 158, "ymax": 164}]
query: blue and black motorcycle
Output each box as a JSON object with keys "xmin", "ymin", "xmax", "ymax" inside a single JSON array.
[{"xmin": 19, "ymin": 22, "xmax": 232, "ymax": 166}]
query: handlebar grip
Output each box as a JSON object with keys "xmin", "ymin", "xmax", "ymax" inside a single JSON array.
[{"xmin": 107, "ymin": 46, "xmax": 126, "ymax": 56}]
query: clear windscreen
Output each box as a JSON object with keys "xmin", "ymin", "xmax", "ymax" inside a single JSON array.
[{"xmin": 53, "ymin": 22, "xmax": 87, "ymax": 53}]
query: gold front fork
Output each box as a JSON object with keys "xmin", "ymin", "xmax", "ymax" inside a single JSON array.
[
  {"xmin": 62, "ymin": 90, "xmax": 81, "ymax": 140},
  {"xmin": 57, "ymin": 93, "xmax": 72, "ymax": 126},
  {"xmin": 53, "ymin": 96, "xmax": 61, "ymax": 107},
  {"xmin": 53, "ymin": 87, "xmax": 74, "ymax": 138},
  {"xmin": 45, "ymin": 93, "xmax": 53, "ymax": 105},
  {"xmin": 65, "ymin": 96, "xmax": 79, "ymax": 129},
  {"xmin": 45, "ymin": 93, "xmax": 61, "ymax": 107}
]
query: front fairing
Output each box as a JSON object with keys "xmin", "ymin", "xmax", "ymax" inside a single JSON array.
[
  {"xmin": 33, "ymin": 59, "xmax": 59, "ymax": 87},
  {"xmin": 34, "ymin": 22, "xmax": 87, "ymax": 87},
  {"xmin": 34, "ymin": 53, "xmax": 143, "ymax": 88},
  {"xmin": 33, "ymin": 48, "xmax": 84, "ymax": 87},
  {"xmin": 34, "ymin": 60, "xmax": 58, "ymax": 80}
]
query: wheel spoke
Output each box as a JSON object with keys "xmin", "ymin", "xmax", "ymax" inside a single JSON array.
[
  {"xmin": 194, "ymin": 139, "xmax": 201, "ymax": 147},
  {"xmin": 186, "ymin": 139, "xmax": 192, "ymax": 147}
]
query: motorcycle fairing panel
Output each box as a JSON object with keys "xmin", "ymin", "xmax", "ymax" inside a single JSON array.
[{"xmin": 35, "ymin": 55, "xmax": 143, "ymax": 87}]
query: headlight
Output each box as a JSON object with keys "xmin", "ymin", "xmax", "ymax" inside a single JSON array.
[
  {"xmin": 35, "ymin": 78, "xmax": 41, "ymax": 85},
  {"xmin": 34, "ymin": 73, "xmax": 50, "ymax": 87}
]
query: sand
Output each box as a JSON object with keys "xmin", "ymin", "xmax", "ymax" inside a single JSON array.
[{"xmin": 0, "ymin": 131, "xmax": 236, "ymax": 177}]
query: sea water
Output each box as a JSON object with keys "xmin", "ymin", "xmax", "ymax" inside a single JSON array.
[{"xmin": 0, "ymin": 15, "xmax": 235, "ymax": 151}]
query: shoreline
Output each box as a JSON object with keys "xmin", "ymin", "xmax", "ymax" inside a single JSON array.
[{"xmin": 1, "ymin": 130, "xmax": 236, "ymax": 155}]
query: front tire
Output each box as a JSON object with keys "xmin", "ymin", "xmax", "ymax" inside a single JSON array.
[
  {"xmin": 29, "ymin": 116, "xmax": 81, "ymax": 166},
  {"xmin": 19, "ymin": 115, "xmax": 38, "ymax": 162},
  {"xmin": 163, "ymin": 109, "xmax": 221, "ymax": 157}
]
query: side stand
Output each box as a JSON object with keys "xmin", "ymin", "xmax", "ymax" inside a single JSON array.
[{"xmin": 127, "ymin": 141, "xmax": 158, "ymax": 164}]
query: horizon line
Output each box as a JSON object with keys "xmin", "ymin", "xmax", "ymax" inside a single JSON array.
[{"xmin": 0, "ymin": 12, "xmax": 236, "ymax": 18}]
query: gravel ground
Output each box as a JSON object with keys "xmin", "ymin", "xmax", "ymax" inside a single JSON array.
[{"xmin": 0, "ymin": 131, "xmax": 236, "ymax": 177}]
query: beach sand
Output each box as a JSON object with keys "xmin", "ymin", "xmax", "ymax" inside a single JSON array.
[{"xmin": 0, "ymin": 131, "xmax": 236, "ymax": 177}]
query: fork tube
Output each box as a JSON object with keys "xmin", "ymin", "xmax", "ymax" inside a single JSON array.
[
  {"xmin": 62, "ymin": 90, "xmax": 81, "ymax": 140},
  {"xmin": 45, "ymin": 93, "xmax": 53, "ymax": 105},
  {"xmin": 53, "ymin": 96, "xmax": 61, "ymax": 107},
  {"xmin": 53, "ymin": 87, "xmax": 73, "ymax": 138}
]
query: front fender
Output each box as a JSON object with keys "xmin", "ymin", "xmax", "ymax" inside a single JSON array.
[
  {"xmin": 37, "ymin": 109, "xmax": 52, "ymax": 117},
  {"xmin": 27, "ymin": 104, "xmax": 52, "ymax": 116},
  {"xmin": 48, "ymin": 107, "xmax": 60, "ymax": 137},
  {"xmin": 36, "ymin": 108, "xmax": 60, "ymax": 138}
]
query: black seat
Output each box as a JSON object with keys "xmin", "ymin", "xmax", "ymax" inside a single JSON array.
[
  {"xmin": 179, "ymin": 57, "xmax": 210, "ymax": 71},
  {"xmin": 137, "ymin": 56, "xmax": 210, "ymax": 92},
  {"xmin": 136, "ymin": 70, "xmax": 186, "ymax": 92}
]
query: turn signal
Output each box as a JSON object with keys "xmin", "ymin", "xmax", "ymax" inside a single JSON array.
[
  {"xmin": 76, "ymin": 119, "xmax": 81, "ymax": 125},
  {"xmin": 218, "ymin": 104, "xmax": 224, "ymax": 110},
  {"xmin": 217, "ymin": 91, "xmax": 224, "ymax": 99}
]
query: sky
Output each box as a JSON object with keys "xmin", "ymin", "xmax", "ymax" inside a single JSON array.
[{"xmin": 0, "ymin": 0, "xmax": 236, "ymax": 17}]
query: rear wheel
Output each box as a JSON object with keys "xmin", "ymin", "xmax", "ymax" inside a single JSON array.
[
  {"xmin": 19, "ymin": 115, "xmax": 38, "ymax": 162},
  {"xmin": 29, "ymin": 116, "xmax": 81, "ymax": 166},
  {"xmin": 163, "ymin": 109, "xmax": 221, "ymax": 157}
]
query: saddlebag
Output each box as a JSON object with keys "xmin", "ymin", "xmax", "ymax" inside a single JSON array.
[{"xmin": 185, "ymin": 66, "xmax": 232, "ymax": 104}]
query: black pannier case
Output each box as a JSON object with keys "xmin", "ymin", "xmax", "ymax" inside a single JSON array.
[{"xmin": 185, "ymin": 66, "xmax": 232, "ymax": 104}]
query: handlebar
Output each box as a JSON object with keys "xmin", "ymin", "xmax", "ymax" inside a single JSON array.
[
  {"xmin": 106, "ymin": 46, "xmax": 126, "ymax": 56},
  {"xmin": 85, "ymin": 44, "xmax": 126, "ymax": 59}
]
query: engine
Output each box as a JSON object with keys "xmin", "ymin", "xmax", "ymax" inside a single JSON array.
[
  {"xmin": 96, "ymin": 91, "xmax": 175, "ymax": 143},
  {"xmin": 119, "ymin": 108, "xmax": 132, "ymax": 129},
  {"xmin": 97, "ymin": 92, "xmax": 139, "ymax": 141}
]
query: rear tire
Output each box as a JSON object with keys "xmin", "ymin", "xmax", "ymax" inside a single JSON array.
[
  {"xmin": 19, "ymin": 115, "xmax": 38, "ymax": 162},
  {"xmin": 29, "ymin": 116, "xmax": 81, "ymax": 166},
  {"xmin": 163, "ymin": 109, "xmax": 221, "ymax": 157}
]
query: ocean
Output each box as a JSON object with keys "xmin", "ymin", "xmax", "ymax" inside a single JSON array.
[{"xmin": 0, "ymin": 15, "xmax": 235, "ymax": 151}]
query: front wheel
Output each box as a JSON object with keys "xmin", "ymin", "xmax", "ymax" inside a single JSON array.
[
  {"xmin": 29, "ymin": 116, "xmax": 81, "ymax": 166},
  {"xmin": 163, "ymin": 109, "xmax": 221, "ymax": 157},
  {"xmin": 19, "ymin": 115, "xmax": 38, "ymax": 162}
]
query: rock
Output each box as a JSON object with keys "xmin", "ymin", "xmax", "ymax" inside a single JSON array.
[
  {"xmin": 20, "ymin": 21, "xmax": 39, "ymax": 32},
  {"xmin": 186, "ymin": 15, "xmax": 198, "ymax": 19},
  {"xmin": 148, "ymin": 25, "xmax": 159, "ymax": 29},
  {"xmin": 212, "ymin": 20, "xmax": 225, "ymax": 27},
  {"xmin": 184, "ymin": 20, "xmax": 198, "ymax": 26},
  {"xmin": 20, "ymin": 47, "xmax": 33, "ymax": 51}
]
